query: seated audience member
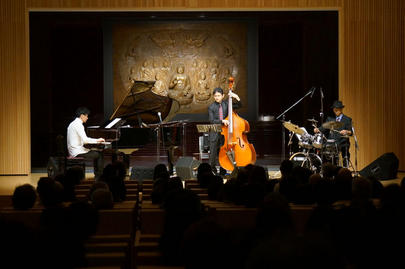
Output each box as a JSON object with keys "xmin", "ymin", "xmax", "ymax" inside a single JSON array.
[
  {"xmin": 39, "ymin": 201, "xmax": 98, "ymax": 268},
  {"xmin": 36, "ymin": 177, "xmax": 64, "ymax": 208},
  {"xmin": 312, "ymin": 179, "xmax": 336, "ymax": 206},
  {"xmin": 100, "ymin": 162, "xmax": 127, "ymax": 202},
  {"xmin": 334, "ymin": 168, "xmax": 353, "ymax": 201},
  {"xmin": 0, "ymin": 217, "xmax": 40, "ymax": 268},
  {"xmin": 160, "ymin": 189, "xmax": 205, "ymax": 265},
  {"xmin": 91, "ymin": 188, "xmax": 113, "ymax": 209},
  {"xmin": 55, "ymin": 166, "xmax": 85, "ymax": 202},
  {"xmin": 365, "ymin": 175, "xmax": 384, "ymax": 199},
  {"xmin": 207, "ymin": 175, "xmax": 224, "ymax": 201},
  {"xmin": 279, "ymin": 159, "xmax": 294, "ymax": 179},
  {"xmin": 182, "ymin": 218, "xmax": 235, "ymax": 269},
  {"xmin": 336, "ymin": 176, "xmax": 378, "ymax": 269},
  {"xmin": 197, "ymin": 163, "xmax": 214, "ymax": 188},
  {"xmin": 222, "ymin": 178, "xmax": 239, "ymax": 203},
  {"xmin": 167, "ymin": 176, "xmax": 183, "ymax": 192},
  {"xmin": 12, "ymin": 184, "xmax": 37, "ymax": 210},
  {"xmin": 255, "ymin": 192, "xmax": 294, "ymax": 236},
  {"xmin": 322, "ymin": 162, "xmax": 339, "ymax": 180},
  {"xmin": 88, "ymin": 181, "xmax": 110, "ymax": 200},
  {"xmin": 153, "ymin": 163, "xmax": 170, "ymax": 181},
  {"xmin": 151, "ymin": 177, "xmax": 169, "ymax": 205}
]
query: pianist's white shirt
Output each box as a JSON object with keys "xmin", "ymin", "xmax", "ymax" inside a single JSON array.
[{"xmin": 67, "ymin": 117, "xmax": 99, "ymax": 157}]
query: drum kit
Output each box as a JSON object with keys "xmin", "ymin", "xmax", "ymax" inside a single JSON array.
[{"xmin": 283, "ymin": 119, "xmax": 347, "ymax": 173}]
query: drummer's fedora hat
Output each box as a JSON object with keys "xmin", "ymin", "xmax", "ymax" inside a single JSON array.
[{"xmin": 331, "ymin": 100, "xmax": 344, "ymax": 109}]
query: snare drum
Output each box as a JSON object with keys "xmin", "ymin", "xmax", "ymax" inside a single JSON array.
[
  {"xmin": 322, "ymin": 139, "xmax": 339, "ymax": 165},
  {"xmin": 298, "ymin": 133, "xmax": 313, "ymax": 149},
  {"xmin": 312, "ymin": 133, "xmax": 323, "ymax": 149}
]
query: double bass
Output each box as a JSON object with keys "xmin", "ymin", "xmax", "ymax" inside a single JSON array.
[{"xmin": 219, "ymin": 77, "xmax": 256, "ymax": 172}]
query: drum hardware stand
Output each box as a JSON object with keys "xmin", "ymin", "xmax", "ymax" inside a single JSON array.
[
  {"xmin": 288, "ymin": 131, "xmax": 294, "ymax": 157},
  {"xmin": 276, "ymin": 86, "xmax": 316, "ymax": 160},
  {"xmin": 281, "ymin": 115, "xmax": 286, "ymax": 161},
  {"xmin": 319, "ymin": 87, "xmax": 324, "ymax": 125},
  {"xmin": 352, "ymin": 126, "xmax": 359, "ymax": 176}
]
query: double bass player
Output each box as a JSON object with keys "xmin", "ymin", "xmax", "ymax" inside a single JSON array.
[{"xmin": 208, "ymin": 87, "xmax": 241, "ymax": 175}]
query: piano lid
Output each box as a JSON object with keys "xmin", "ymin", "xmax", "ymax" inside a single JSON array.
[{"xmin": 110, "ymin": 80, "xmax": 176, "ymax": 125}]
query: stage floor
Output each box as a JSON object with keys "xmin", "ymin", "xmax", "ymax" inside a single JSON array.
[{"xmin": 0, "ymin": 170, "xmax": 403, "ymax": 196}]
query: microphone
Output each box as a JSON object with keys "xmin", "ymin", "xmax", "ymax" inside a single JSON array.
[
  {"xmin": 157, "ymin": 112, "xmax": 162, "ymax": 123},
  {"xmin": 310, "ymin": 87, "xmax": 316, "ymax": 98},
  {"xmin": 320, "ymin": 87, "xmax": 324, "ymax": 98}
]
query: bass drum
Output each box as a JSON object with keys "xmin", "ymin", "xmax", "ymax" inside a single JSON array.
[{"xmin": 289, "ymin": 152, "xmax": 322, "ymax": 173}]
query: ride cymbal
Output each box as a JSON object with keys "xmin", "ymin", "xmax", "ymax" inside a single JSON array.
[
  {"xmin": 282, "ymin": 121, "xmax": 305, "ymax": 135},
  {"xmin": 322, "ymin": 121, "xmax": 343, "ymax": 130}
]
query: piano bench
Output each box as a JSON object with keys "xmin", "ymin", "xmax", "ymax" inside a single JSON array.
[
  {"xmin": 47, "ymin": 156, "xmax": 86, "ymax": 178},
  {"xmin": 66, "ymin": 156, "xmax": 86, "ymax": 173}
]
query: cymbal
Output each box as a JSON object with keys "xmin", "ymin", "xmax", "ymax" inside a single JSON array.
[
  {"xmin": 307, "ymin": 119, "xmax": 318, "ymax": 123},
  {"xmin": 322, "ymin": 121, "xmax": 343, "ymax": 130},
  {"xmin": 282, "ymin": 121, "xmax": 305, "ymax": 135}
]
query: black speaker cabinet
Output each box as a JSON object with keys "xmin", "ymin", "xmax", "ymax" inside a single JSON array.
[
  {"xmin": 175, "ymin": 156, "xmax": 201, "ymax": 180},
  {"xmin": 359, "ymin": 152, "xmax": 399, "ymax": 180},
  {"xmin": 130, "ymin": 166, "xmax": 155, "ymax": 181}
]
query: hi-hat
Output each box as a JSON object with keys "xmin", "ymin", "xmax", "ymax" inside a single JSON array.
[
  {"xmin": 322, "ymin": 121, "xmax": 343, "ymax": 130},
  {"xmin": 282, "ymin": 121, "xmax": 305, "ymax": 135}
]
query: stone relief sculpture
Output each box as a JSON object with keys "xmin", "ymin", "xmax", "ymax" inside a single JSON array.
[
  {"xmin": 140, "ymin": 60, "xmax": 154, "ymax": 80},
  {"xmin": 168, "ymin": 65, "xmax": 193, "ymax": 106},
  {"xmin": 210, "ymin": 61, "xmax": 220, "ymax": 89},
  {"xmin": 195, "ymin": 72, "xmax": 211, "ymax": 103},
  {"xmin": 114, "ymin": 22, "xmax": 247, "ymax": 114},
  {"xmin": 161, "ymin": 59, "xmax": 171, "ymax": 76},
  {"xmin": 152, "ymin": 72, "xmax": 168, "ymax": 96}
]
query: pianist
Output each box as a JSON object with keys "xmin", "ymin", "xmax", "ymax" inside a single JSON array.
[{"xmin": 67, "ymin": 107, "xmax": 105, "ymax": 180}]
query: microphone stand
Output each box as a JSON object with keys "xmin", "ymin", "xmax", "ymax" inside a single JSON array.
[
  {"xmin": 276, "ymin": 87, "xmax": 315, "ymax": 160},
  {"xmin": 320, "ymin": 87, "xmax": 324, "ymax": 125},
  {"xmin": 352, "ymin": 126, "xmax": 359, "ymax": 176}
]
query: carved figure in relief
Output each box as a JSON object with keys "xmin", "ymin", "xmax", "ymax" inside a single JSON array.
[
  {"xmin": 195, "ymin": 73, "xmax": 211, "ymax": 103},
  {"xmin": 199, "ymin": 60, "xmax": 208, "ymax": 71},
  {"xmin": 152, "ymin": 72, "xmax": 168, "ymax": 97},
  {"xmin": 168, "ymin": 65, "xmax": 193, "ymax": 105},
  {"xmin": 161, "ymin": 59, "xmax": 171, "ymax": 75},
  {"xmin": 189, "ymin": 59, "xmax": 200, "ymax": 87},
  {"xmin": 210, "ymin": 67, "xmax": 220, "ymax": 88},
  {"xmin": 140, "ymin": 60, "xmax": 154, "ymax": 80}
]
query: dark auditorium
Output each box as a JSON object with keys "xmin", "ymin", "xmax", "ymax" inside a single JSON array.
[{"xmin": 1, "ymin": 1, "xmax": 404, "ymax": 268}]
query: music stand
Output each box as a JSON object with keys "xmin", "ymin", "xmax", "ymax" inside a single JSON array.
[
  {"xmin": 196, "ymin": 124, "xmax": 222, "ymax": 133},
  {"xmin": 196, "ymin": 124, "xmax": 222, "ymax": 161}
]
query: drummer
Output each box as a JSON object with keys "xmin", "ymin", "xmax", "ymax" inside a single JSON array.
[{"xmin": 314, "ymin": 100, "xmax": 353, "ymax": 167}]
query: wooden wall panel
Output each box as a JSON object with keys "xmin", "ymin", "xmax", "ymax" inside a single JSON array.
[
  {"xmin": 26, "ymin": 0, "xmax": 342, "ymax": 10},
  {"xmin": 341, "ymin": 0, "xmax": 405, "ymax": 171},
  {"xmin": 1, "ymin": 0, "xmax": 404, "ymax": 174},
  {"xmin": 0, "ymin": 0, "xmax": 30, "ymax": 174}
]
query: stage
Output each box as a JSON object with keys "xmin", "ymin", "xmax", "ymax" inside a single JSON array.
[{"xmin": 0, "ymin": 165, "xmax": 403, "ymax": 196}]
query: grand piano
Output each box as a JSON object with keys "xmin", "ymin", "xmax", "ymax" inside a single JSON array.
[{"xmin": 87, "ymin": 80, "xmax": 184, "ymax": 164}]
